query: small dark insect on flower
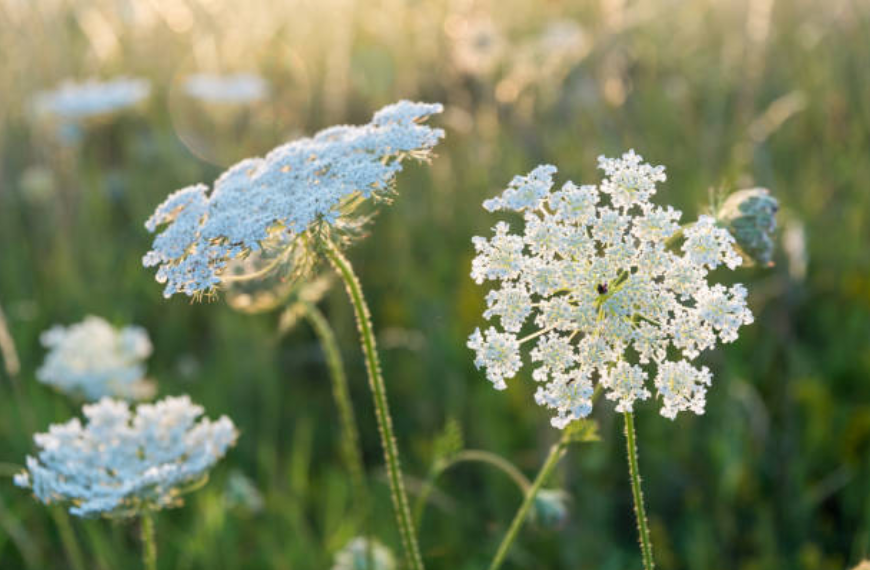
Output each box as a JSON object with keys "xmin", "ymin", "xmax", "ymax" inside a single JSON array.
[{"xmin": 597, "ymin": 283, "xmax": 608, "ymax": 295}]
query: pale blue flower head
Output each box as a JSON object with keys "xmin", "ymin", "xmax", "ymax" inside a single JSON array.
[
  {"xmin": 143, "ymin": 100, "xmax": 444, "ymax": 298},
  {"xmin": 37, "ymin": 316, "xmax": 155, "ymax": 401},
  {"xmin": 15, "ymin": 396, "xmax": 237, "ymax": 518}
]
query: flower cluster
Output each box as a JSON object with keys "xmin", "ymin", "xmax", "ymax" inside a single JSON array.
[
  {"xmin": 15, "ymin": 396, "xmax": 237, "ymax": 518},
  {"xmin": 183, "ymin": 72, "xmax": 269, "ymax": 104},
  {"xmin": 143, "ymin": 100, "xmax": 444, "ymax": 298},
  {"xmin": 468, "ymin": 150, "xmax": 753, "ymax": 427},
  {"xmin": 37, "ymin": 316, "xmax": 155, "ymax": 401},
  {"xmin": 33, "ymin": 77, "xmax": 151, "ymax": 121}
]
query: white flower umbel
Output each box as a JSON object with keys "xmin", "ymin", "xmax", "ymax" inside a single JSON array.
[
  {"xmin": 33, "ymin": 77, "xmax": 151, "ymax": 121},
  {"xmin": 37, "ymin": 316, "xmax": 155, "ymax": 401},
  {"xmin": 468, "ymin": 151, "xmax": 754, "ymax": 427},
  {"xmin": 144, "ymin": 100, "xmax": 444, "ymax": 298},
  {"xmin": 14, "ymin": 395, "xmax": 237, "ymax": 518}
]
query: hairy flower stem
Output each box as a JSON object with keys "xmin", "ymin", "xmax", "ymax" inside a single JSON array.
[
  {"xmin": 140, "ymin": 512, "xmax": 157, "ymax": 570},
  {"xmin": 415, "ymin": 450, "xmax": 532, "ymax": 527},
  {"xmin": 299, "ymin": 300, "xmax": 369, "ymax": 521},
  {"xmin": 488, "ymin": 431, "xmax": 571, "ymax": 570},
  {"xmin": 624, "ymin": 412, "xmax": 655, "ymax": 570},
  {"xmin": 325, "ymin": 243, "xmax": 425, "ymax": 570}
]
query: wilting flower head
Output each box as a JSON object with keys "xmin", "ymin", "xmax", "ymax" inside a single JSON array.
[
  {"xmin": 716, "ymin": 187, "xmax": 778, "ymax": 266},
  {"xmin": 14, "ymin": 395, "xmax": 237, "ymax": 518},
  {"xmin": 33, "ymin": 77, "xmax": 151, "ymax": 122},
  {"xmin": 183, "ymin": 72, "xmax": 269, "ymax": 104},
  {"xmin": 332, "ymin": 537, "xmax": 396, "ymax": 570},
  {"xmin": 143, "ymin": 100, "xmax": 444, "ymax": 298},
  {"xmin": 37, "ymin": 316, "xmax": 155, "ymax": 401},
  {"xmin": 468, "ymin": 150, "xmax": 753, "ymax": 427}
]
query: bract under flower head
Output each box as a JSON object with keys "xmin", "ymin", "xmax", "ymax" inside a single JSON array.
[
  {"xmin": 37, "ymin": 316, "xmax": 155, "ymax": 401},
  {"xmin": 143, "ymin": 101, "xmax": 444, "ymax": 298},
  {"xmin": 14, "ymin": 395, "xmax": 237, "ymax": 518},
  {"xmin": 468, "ymin": 150, "xmax": 754, "ymax": 428}
]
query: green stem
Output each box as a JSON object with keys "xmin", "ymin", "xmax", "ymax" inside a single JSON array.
[
  {"xmin": 325, "ymin": 242, "xmax": 424, "ymax": 570},
  {"xmin": 140, "ymin": 512, "xmax": 157, "ymax": 570},
  {"xmin": 50, "ymin": 508, "xmax": 86, "ymax": 570},
  {"xmin": 624, "ymin": 412, "xmax": 654, "ymax": 570},
  {"xmin": 415, "ymin": 450, "xmax": 531, "ymax": 527},
  {"xmin": 488, "ymin": 432, "xmax": 571, "ymax": 570},
  {"xmin": 0, "ymin": 297, "xmax": 36, "ymax": 434},
  {"xmin": 299, "ymin": 300, "xmax": 369, "ymax": 517}
]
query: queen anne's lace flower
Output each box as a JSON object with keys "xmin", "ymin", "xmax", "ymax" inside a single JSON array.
[
  {"xmin": 468, "ymin": 150, "xmax": 754, "ymax": 427},
  {"xmin": 144, "ymin": 101, "xmax": 444, "ymax": 298},
  {"xmin": 37, "ymin": 316, "xmax": 155, "ymax": 401},
  {"xmin": 183, "ymin": 72, "xmax": 268, "ymax": 104},
  {"xmin": 33, "ymin": 78, "xmax": 151, "ymax": 121},
  {"xmin": 14, "ymin": 396, "xmax": 237, "ymax": 518}
]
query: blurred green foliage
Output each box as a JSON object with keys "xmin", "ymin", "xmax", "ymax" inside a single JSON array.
[{"xmin": 1, "ymin": 0, "xmax": 870, "ymax": 568}]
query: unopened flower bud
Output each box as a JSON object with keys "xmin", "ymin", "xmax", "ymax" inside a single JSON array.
[{"xmin": 716, "ymin": 188, "xmax": 778, "ymax": 267}]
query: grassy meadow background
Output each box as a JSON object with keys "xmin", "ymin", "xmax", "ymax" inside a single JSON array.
[{"xmin": 2, "ymin": 0, "xmax": 870, "ymax": 568}]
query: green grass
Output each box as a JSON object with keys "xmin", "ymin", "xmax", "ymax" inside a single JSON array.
[{"xmin": 2, "ymin": 0, "xmax": 870, "ymax": 568}]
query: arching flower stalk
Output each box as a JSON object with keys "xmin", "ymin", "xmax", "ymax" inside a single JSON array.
[
  {"xmin": 143, "ymin": 100, "xmax": 444, "ymax": 570},
  {"xmin": 15, "ymin": 396, "xmax": 238, "ymax": 570},
  {"xmin": 469, "ymin": 151, "xmax": 756, "ymax": 569}
]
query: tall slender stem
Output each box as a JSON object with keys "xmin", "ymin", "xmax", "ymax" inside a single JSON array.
[
  {"xmin": 488, "ymin": 432, "xmax": 570, "ymax": 570},
  {"xmin": 299, "ymin": 300, "xmax": 368, "ymax": 517},
  {"xmin": 325, "ymin": 243, "xmax": 425, "ymax": 570},
  {"xmin": 140, "ymin": 512, "xmax": 157, "ymax": 570},
  {"xmin": 623, "ymin": 412, "xmax": 654, "ymax": 570}
]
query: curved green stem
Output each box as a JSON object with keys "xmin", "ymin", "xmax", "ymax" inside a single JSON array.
[
  {"xmin": 298, "ymin": 300, "xmax": 368, "ymax": 517},
  {"xmin": 140, "ymin": 512, "xmax": 157, "ymax": 570},
  {"xmin": 624, "ymin": 412, "xmax": 654, "ymax": 570},
  {"xmin": 325, "ymin": 242, "xmax": 424, "ymax": 570},
  {"xmin": 415, "ymin": 450, "xmax": 531, "ymax": 526},
  {"xmin": 488, "ymin": 432, "xmax": 571, "ymax": 570}
]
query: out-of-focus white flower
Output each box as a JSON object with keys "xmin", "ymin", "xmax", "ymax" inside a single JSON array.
[
  {"xmin": 37, "ymin": 316, "xmax": 155, "ymax": 401},
  {"xmin": 446, "ymin": 15, "xmax": 505, "ymax": 76},
  {"xmin": 33, "ymin": 77, "xmax": 150, "ymax": 122},
  {"xmin": 143, "ymin": 100, "xmax": 444, "ymax": 298},
  {"xmin": 224, "ymin": 469, "xmax": 264, "ymax": 514},
  {"xmin": 782, "ymin": 218, "xmax": 807, "ymax": 281},
  {"xmin": 14, "ymin": 395, "xmax": 238, "ymax": 518},
  {"xmin": 531, "ymin": 488, "xmax": 570, "ymax": 530},
  {"xmin": 332, "ymin": 537, "xmax": 396, "ymax": 570},
  {"xmin": 183, "ymin": 72, "xmax": 269, "ymax": 104},
  {"xmin": 468, "ymin": 151, "xmax": 754, "ymax": 427}
]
